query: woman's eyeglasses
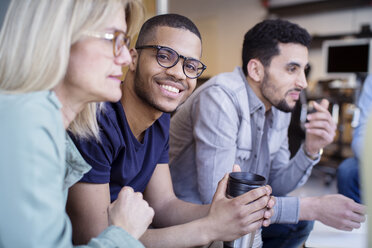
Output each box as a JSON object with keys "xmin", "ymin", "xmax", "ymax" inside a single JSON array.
[{"xmin": 85, "ymin": 30, "xmax": 131, "ymax": 57}]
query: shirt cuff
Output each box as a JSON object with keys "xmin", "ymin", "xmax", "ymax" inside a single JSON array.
[
  {"xmin": 271, "ymin": 196, "xmax": 299, "ymax": 224},
  {"xmin": 88, "ymin": 225, "xmax": 145, "ymax": 248}
]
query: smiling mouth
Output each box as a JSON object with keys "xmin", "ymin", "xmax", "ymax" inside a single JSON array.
[{"xmin": 160, "ymin": 84, "xmax": 180, "ymax": 93}]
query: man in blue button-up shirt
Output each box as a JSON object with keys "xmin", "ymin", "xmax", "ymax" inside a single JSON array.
[{"xmin": 169, "ymin": 19, "xmax": 366, "ymax": 248}]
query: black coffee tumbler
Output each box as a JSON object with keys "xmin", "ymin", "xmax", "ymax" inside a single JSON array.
[{"xmin": 224, "ymin": 172, "xmax": 266, "ymax": 248}]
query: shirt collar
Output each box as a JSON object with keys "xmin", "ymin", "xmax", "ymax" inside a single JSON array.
[
  {"xmin": 48, "ymin": 91, "xmax": 62, "ymax": 110},
  {"xmin": 237, "ymin": 67, "xmax": 265, "ymax": 115}
]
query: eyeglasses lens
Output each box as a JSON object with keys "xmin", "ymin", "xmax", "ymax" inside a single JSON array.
[
  {"xmin": 157, "ymin": 47, "xmax": 178, "ymax": 67},
  {"xmin": 114, "ymin": 32, "xmax": 130, "ymax": 57},
  {"xmin": 184, "ymin": 59, "xmax": 202, "ymax": 78}
]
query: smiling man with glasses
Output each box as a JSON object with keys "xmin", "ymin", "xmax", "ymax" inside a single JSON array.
[{"xmin": 66, "ymin": 14, "xmax": 274, "ymax": 248}]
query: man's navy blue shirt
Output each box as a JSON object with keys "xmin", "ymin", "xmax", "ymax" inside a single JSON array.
[{"xmin": 70, "ymin": 101, "xmax": 170, "ymax": 201}]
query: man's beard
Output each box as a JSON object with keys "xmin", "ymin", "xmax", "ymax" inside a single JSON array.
[
  {"xmin": 261, "ymin": 71, "xmax": 296, "ymax": 113},
  {"xmin": 275, "ymin": 98, "xmax": 293, "ymax": 113}
]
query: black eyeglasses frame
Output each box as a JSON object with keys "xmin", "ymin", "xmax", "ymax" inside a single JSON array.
[{"xmin": 135, "ymin": 45, "xmax": 207, "ymax": 79}]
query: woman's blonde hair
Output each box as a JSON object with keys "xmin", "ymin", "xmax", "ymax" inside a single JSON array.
[{"xmin": 0, "ymin": 0, "xmax": 144, "ymax": 140}]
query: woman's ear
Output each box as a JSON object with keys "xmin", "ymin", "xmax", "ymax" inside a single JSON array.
[
  {"xmin": 247, "ymin": 59, "xmax": 264, "ymax": 82},
  {"xmin": 128, "ymin": 48, "xmax": 138, "ymax": 71}
]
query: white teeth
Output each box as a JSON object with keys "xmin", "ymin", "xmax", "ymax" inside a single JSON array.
[{"xmin": 160, "ymin": 84, "xmax": 180, "ymax": 93}]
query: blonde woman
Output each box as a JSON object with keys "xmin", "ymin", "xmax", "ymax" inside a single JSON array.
[{"xmin": 0, "ymin": 1, "xmax": 153, "ymax": 247}]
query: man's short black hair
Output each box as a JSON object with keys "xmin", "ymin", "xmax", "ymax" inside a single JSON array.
[
  {"xmin": 135, "ymin": 13, "xmax": 201, "ymax": 47},
  {"xmin": 242, "ymin": 19, "xmax": 311, "ymax": 76}
]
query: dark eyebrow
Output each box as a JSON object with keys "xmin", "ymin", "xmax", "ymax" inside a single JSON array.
[
  {"xmin": 287, "ymin": 62, "xmax": 301, "ymax": 68},
  {"xmin": 158, "ymin": 45, "xmax": 201, "ymax": 61},
  {"xmin": 286, "ymin": 62, "xmax": 310, "ymax": 70}
]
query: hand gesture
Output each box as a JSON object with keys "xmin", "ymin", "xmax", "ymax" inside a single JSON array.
[
  {"xmin": 304, "ymin": 99, "xmax": 337, "ymax": 155},
  {"xmin": 314, "ymin": 194, "xmax": 366, "ymax": 231},
  {"xmin": 108, "ymin": 186, "xmax": 154, "ymax": 239}
]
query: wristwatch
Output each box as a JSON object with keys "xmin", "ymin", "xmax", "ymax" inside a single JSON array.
[{"xmin": 304, "ymin": 147, "xmax": 323, "ymax": 160}]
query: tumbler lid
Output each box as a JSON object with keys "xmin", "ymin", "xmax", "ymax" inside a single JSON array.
[{"xmin": 228, "ymin": 172, "xmax": 266, "ymax": 186}]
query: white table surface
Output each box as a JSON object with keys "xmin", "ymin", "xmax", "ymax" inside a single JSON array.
[{"xmin": 305, "ymin": 217, "xmax": 367, "ymax": 248}]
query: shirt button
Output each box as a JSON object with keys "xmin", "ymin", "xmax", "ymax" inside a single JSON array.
[{"xmin": 254, "ymin": 154, "xmax": 257, "ymax": 158}]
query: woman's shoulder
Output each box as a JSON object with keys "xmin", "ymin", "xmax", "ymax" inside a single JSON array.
[
  {"xmin": 0, "ymin": 91, "xmax": 63, "ymax": 130},
  {"xmin": 1, "ymin": 91, "xmax": 60, "ymax": 112}
]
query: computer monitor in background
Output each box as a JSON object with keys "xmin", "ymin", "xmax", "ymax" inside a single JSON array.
[
  {"xmin": 322, "ymin": 38, "xmax": 372, "ymax": 127},
  {"xmin": 323, "ymin": 38, "xmax": 372, "ymax": 80}
]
